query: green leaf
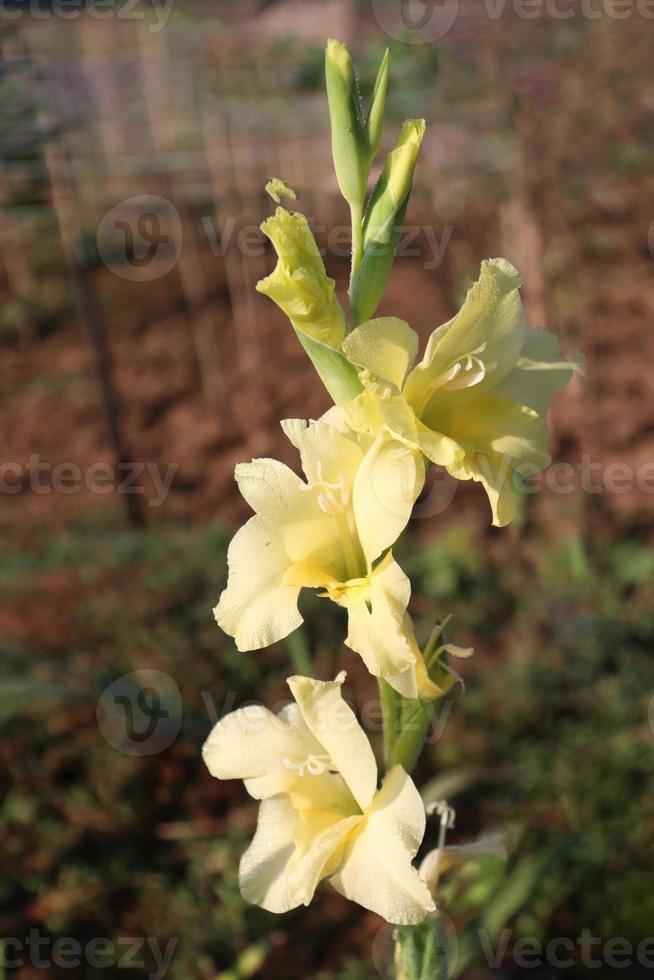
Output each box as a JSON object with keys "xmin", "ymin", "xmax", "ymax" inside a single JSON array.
[{"xmin": 366, "ymin": 47, "xmax": 390, "ymax": 161}]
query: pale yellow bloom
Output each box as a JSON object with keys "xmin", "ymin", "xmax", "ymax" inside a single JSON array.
[
  {"xmin": 257, "ymin": 207, "xmax": 346, "ymax": 349},
  {"xmin": 202, "ymin": 672, "xmax": 436, "ymax": 924},
  {"xmin": 341, "ymin": 259, "xmax": 580, "ymax": 526},
  {"xmin": 214, "ymin": 418, "xmax": 440, "ymax": 699}
]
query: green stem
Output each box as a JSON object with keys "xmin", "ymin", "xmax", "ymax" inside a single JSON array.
[
  {"xmin": 349, "ymin": 200, "xmax": 364, "ymax": 318},
  {"xmin": 389, "ymin": 698, "xmax": 434, "ymax": 775},
  {"xmin": 285, "ymin": 630, "xmax": 312, "ymax": 676},
  {"xmin": 378, "ymin": 678, "xmax": 399, "ymax": 771}
]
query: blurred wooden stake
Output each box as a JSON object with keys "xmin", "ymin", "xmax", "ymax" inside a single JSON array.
[
  {"xmin": 0, "ymin": 213, "xmax": 35, "ymax": 345},
  {"xmin": 500, "ymin": 190, "xmax": 548, "ymax": 328},
  {"xmin": 43, "ymin": 142, "xmax": 146, "ymax": 529},
  {"xmin": 501, "ymin": 101, "xmax": 549, "ymax": 328},
  {"xmin": 136, "ymin": 24, "xmax": 235, "ymax": 425},
  {"xmin": 200, "ymin": 93, "xmax": 263, "ymax": 380}
]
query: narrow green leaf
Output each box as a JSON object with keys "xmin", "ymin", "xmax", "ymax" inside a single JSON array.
[{"xmin": 366, "ymin": 47, "xmax": 390, "ymax": 161}]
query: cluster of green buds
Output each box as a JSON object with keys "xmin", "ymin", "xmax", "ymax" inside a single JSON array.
[
  {"xmin": 257, "ymin": 40, "xmax": 428, "ymax": 406},
  {"xmin": 325, "ymin": 39, "xmax": 425, "ymax": 325}
]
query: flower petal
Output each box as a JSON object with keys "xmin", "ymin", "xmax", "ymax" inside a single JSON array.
[
  {"xmin": 235, "ymin": 458, "xmax": 308, "ymax": 524},
  {"xmin": 236, "ymin": 454, "xmax": 348, "ymax": 584},
  {"xmin": 445, "ymin": 394, "xmax": 551, "ymax": 526},
  {"xmin": 449, "ymin": 394, "xmax": 551, "ymax": 470},
  {"xmin": 287, "ymin": 812, "xmax": 364, "ymax": 905},
  {"xmin": 202, "ymin": 702, "xmax": 321, "ymax": 800},
  {"xmin": 408, "ymin": 258, "xmax": 526, "ymax": 397},
  {"xmin": 343, "ymin": 555, "xmax": 420, "ymax": 699},
  {"xmin": 329, "ymin": 765, "xmax": 435, "ymax": 924},
  {"xmin": 214, "ymin": 516, "xmax": 302, "ymax": 650},
  {"xmin": 491, "ymin": 327, "xmax": 580, "ymax": 416},
  {"xmin": 287, "ymin": 673, "xmax": 377, "ymax": 812},
  {"xmin": 332, "ymin": 388, "xmax": 388, "ymax": 442},
  {"xmin": 342, "ymin": 317, "xmax": 419, "ymax": 390},
  {"xmin": 281, "ymin": 418, "xmax": 363, "ymax": 495},
  {"xmin": 353, "ymin": 435, "xmax": 425, "ymax": 565},
  {"xmin": 239, "ymin": 796, "xmax": 303, "ymax": 913},
  {"xmin": 257, "ymin": 208, "xmax": 346, "ymax": 348},
  {"xmin": 379, "ymin": 395, "xmax": 465, "ymax": 469}
]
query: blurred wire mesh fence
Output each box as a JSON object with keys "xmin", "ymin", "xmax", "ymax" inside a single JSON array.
[{"xmin": 0, "ymin": 2, "xmax": 652, "ymax": 531}]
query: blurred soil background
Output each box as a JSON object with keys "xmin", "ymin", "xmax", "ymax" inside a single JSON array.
[{"xmin": 1, "ymin": 1, "xmax": 653, "ymax": 977}]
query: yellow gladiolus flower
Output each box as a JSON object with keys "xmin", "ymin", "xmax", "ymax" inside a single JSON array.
[
  {"xmin": 341, "ymin": 258, "xmax": 581, "ymax": 526},
  {"xmin": 214, "ymin": 418, "xmax": 442, "ymax": 699},
  {"xmin": 202, "ymin": 672, "xmax": 436, "ymax": 924},
  {"xmin": 257, "ymin": 207, "xmax": 347, "ymax": 349}
]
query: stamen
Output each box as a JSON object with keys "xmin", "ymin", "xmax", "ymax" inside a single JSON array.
[
  {"xmin": 417, "ymin": 342, "xmax": 497, "ymax": 411},
  {"xmin": 283, "ymin": 753, "xmax": 333, "ymax": 777},
  {"xmin": 300, "ymin": 466, "xmax": 349, "ymax": 515},
  {"xmin": 425, "ymin": 799, "xmax": 457, "ymax": 892}
]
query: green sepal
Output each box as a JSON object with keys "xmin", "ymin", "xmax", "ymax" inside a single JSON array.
[
  {"xmin": 294, "ymin": 326, "xmax": 363, "ymax": 406},
  {"xmin": 366, "ymin": 47, "xmax": 390, "ymax": 161},
  {"xmin": 395, "ymin": 917, "xmax": 449, "ymax": 980}
]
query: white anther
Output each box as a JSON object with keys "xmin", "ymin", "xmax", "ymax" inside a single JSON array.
[{"xmin": 283, "ymin": 753, "xmax": 332, "ymax": 777}]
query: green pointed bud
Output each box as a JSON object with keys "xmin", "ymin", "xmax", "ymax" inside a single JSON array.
[
  {"xmin": 325, "ymin": 39, "xmax": 369, "ymax": 214},
  {"xmin": 265, "ymin": 177, "xmax": 297, "ymax": 204},
  {"xmin": 350, "ymin": 119, "xmax": 426, "ymax": 325},
  {"xmin": 366, "ymin": 48, "xmax": 390, "ymax": 161},
  {"xmin": 257, "ymin": 206, "xmax": 362, "ymax": 405}
]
